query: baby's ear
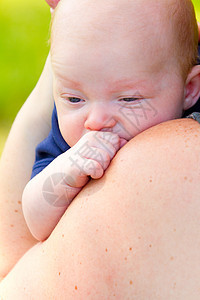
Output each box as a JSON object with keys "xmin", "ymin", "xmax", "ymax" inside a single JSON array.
[{"xmin": 184, "ymin": 65, "xmax": 200, "ymax": 110}]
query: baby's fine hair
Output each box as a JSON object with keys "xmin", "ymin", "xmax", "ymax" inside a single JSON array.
[
  {"xmin": 51, "ymin": 0, "xmax": 199, "ymax": 79},
  {"xmin": 166, "ymin": 0, "xmax": 199, "ymax": 79}
]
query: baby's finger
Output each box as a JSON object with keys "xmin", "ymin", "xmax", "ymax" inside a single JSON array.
[
  {"xmin": 96, "ymin": 131, "xmax": 120, "ymax": 151},
  {"xmin": 81, "ymin": 159, "xmax": 104, "ymax": 179},
  {"xmin": 86, "ymin": 131, "xmax": 120, "ymax": 155},
  {"xmin": 82, "ymin": 147, "xmax": 112, "ymax": 170},
  {"xmin": 94, "ymin": 136, "xmax": 119, "ymax": 159},
  {"xmin": 76, "ymin": 131, "xmax": 120, "ymax": 158}
]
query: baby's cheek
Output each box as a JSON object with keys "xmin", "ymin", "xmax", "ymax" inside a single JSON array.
[
  {"xmin": 60, "ymin": 123, "xmax": 83, "ymax": 148},
  {"xmin": 129, "ymin": 110, "xmax": 167, "ymax": 136}
]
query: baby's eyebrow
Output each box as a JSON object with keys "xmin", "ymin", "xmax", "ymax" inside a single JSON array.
[
  {"xmin": 55, "ymin": 75, "xmax": 82, "ymax": 90},
  {"xmin": 56, "ymin": 74, "xmax": 151, "ymax": 93},
  {"xmin": 107, "ymin": 78, "xmax": 148, "ymax": 93}
]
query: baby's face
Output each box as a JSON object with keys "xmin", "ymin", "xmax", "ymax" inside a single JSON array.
[{"xmin": 51, "ymin": 0, "xmax": 187, "ymax": 147}]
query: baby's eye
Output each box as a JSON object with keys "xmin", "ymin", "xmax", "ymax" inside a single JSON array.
[
  {"xmin": 120, "ymin": 97, "xmax": 141, "ymax": 102},
  {"xmin": 68, "ymin": 97, "xmax": 84, "ymax": 103}
]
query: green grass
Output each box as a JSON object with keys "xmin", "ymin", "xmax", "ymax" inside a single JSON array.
[{"xmin": 0, "ymin": 0, "xmax": 200, "ymax": 155}]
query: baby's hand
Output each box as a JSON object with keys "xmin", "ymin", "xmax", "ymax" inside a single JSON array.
[
  {"xmin": 62, "ymin": 131, "xmax": 121, "ymax": 188},
  {"xmin": 22, "ymin": 131, "xmax": 124, "ymax": 241}
]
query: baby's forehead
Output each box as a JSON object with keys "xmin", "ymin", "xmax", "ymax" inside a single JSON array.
[
  {"xmin": 52, "ymin": 0, "xmax": 174, "ymax": 43},
  {"xmin": 51, "ymin": 0, "xmax": 187, "ymax": 76}
]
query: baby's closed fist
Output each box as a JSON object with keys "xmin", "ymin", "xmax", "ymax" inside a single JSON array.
[{"xmin": 68, "ymin": 131, "xmax": 121, "ymax": 183}]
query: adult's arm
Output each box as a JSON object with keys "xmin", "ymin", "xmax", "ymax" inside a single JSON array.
[
  {"xmin": 1, "ymin": 118, "xmax": 200, "ymax": 298},
  {"xmin": 0, "ymin": 54, "xmax": 54, "ymax": 280}
]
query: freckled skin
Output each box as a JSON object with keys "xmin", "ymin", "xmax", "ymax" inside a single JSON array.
[{"xmin": 2, "ymin": 136, "xmax": 200, "ymax": 299}]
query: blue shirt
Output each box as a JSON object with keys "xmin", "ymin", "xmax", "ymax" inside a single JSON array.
[{"xmin": 31, "ymin": 105, "xmax": 70, "ymax": 178}]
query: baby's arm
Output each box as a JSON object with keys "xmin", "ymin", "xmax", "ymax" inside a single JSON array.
[{"xmin": 22, "ymin": 131, "xmax": 121, "ymax": 241}]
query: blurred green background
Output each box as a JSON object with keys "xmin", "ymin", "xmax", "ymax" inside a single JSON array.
[
  {"xmin": 0, "ymin": 0, "xmax": 200, "ymax": 156},
  {"xmin": 0, "ymin": 0, "xmax": 50, "ymax": 155}
]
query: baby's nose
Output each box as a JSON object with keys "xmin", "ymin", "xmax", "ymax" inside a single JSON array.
[{"xmin": 84, "ymin": 103, "xmax": 116, "ymax": 131}]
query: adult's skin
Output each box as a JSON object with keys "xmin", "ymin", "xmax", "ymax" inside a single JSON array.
[
  {"xmin": 0, "ymin": 55, "xmax": 54, "ymax": 280},
  {"xmin": 1, "ymin": 118, "xmax": 200, "ymax": 298},
  {"xmin": 0, "ymin": 1, "xmax": 58, "ymax": 279}
]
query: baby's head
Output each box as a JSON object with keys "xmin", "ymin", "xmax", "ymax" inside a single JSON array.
[{"xmin": 50, "ymin": 0, "xmax": 200, "ymax": 147}]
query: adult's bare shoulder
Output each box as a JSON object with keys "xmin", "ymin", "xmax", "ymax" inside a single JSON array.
[
  {"xmin": 1, "ymin": 118, "xmax": 200, "ymax": 298},
  {"xmin": 118, "ymin": 118, "xmax": 200, "ymax": 158},
  {"xmin": 108, "ymin": 118, "xmax": 200, "ymax": 196},
  {"xmin": 132, "ymin": 118, "xmax": 200, "ymax": 143}
]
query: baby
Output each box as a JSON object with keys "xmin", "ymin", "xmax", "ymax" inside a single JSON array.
[{"xmin": 22, "ymin": 0, "xmax": 200, "ymax": 241}]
